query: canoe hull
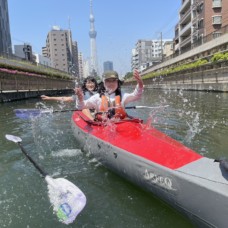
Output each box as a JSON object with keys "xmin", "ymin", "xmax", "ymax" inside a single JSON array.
[{"xmin": 71, "ymin": 111, "xmax": 228, "ymax": 227}]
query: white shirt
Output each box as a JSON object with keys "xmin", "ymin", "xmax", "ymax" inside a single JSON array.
[
  {"xmin": 72, "ymin": 90, "xmax": 96, "ymax": 104},
  {"xmin": 77, "ymin": 85, "xmax": 143, "ymax": 111}
]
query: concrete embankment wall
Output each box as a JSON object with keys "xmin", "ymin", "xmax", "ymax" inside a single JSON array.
[
  {"xmin": 0, "ymin": 71, "xmax": 74, "ymax": 102},
  {"xmin": 146, "ymin": 64, "xmax": 228, "ymax": 92},
  {"xmin": 0, "ymin": 89, "xmax": 73, "ymax": 102},
  {"xmin": 125, "ymin": 63, "xmax": 228, "ymax": 92}
]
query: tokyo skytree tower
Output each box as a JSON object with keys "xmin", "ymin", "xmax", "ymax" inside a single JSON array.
[{"xmin": 89, "ymin": 0, "xmax": 98, "ymax": 76}]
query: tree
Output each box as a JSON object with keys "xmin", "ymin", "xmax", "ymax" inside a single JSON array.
[{"xmin": 123, "ymin": 72, "xmax": 133, "ymax": 80}]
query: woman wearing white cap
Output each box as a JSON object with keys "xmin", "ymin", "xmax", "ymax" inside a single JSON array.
[{"xmin": 75, "ymin": 69, "xmax": 143, "ymax": 121}]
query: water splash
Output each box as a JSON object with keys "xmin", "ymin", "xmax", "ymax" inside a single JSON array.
[
  {"xmin": 145, "ymin": 104, "xmax": 168, "ymax": 129},
  {"xmin": 184, "ymin": 112, "xmax": 202, "ymax": 144}
]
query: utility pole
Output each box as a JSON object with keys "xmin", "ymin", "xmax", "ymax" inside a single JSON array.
[{"xmin": 160, "ymin": 32, "xmax": 163, "ymax": 62}]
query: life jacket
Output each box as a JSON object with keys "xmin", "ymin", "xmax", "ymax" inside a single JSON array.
[{"xmin": 95, "ymin": 95, "xmax": 127, "ymax": 121}]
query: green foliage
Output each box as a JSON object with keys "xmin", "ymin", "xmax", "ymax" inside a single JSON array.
[
  {"xmin": 124, "ymin": 72, "xmax": 133, "ymax": 80},
  {"xmin": 211, "ymin": 52, "xmax": 228, "ymax": 62},
  {"xmin": 140, "ymin": 55, "xmax": 225, "ymax": 80},
  {"xmin": 124, "ymin": 51, "xmax": 228, "ymax": 82}
]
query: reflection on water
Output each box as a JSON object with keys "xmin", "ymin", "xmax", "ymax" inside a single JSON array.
[{"xmin": 0, "ymin": 89, "xmax": 228, "ymax": 227}]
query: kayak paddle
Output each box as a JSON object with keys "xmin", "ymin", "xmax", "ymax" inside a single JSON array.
[
  {"xmin": 5, "ymin": 134, "xmax": 86, "ymax": 224},
  {"xmin": 125, "ymin": 105, "xmax": 169, "ymax": 109},
  {"xmin": 14, "ymin": 108, "xmax": 79, "ymax": 119},
  {"xmin": 14, "ymin": 105, "xmax": 169, "ymax": 119}
]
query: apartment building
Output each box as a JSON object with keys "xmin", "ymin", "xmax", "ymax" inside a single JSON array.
[
  {"xmin": 163, "ymin": 41, "xmax": 174, "ymax": 58},
  {"xmin": 175, "ymin": 0, "xmax": 228, "ymax": 54},
  {"xmin": 78, "ymin": 52, "xmax": 84, "ymax": 79},
  {"xmin": 131, "ymin": 39, "xmax": 172, "ymax": 72},
  {"xmin": 72, "ymin": 41, "xmax": 79, "ymax": 77},
  {"xmin": 0, "ymin": 0, "xmax": 12, "ymax": 56},
  {"xmin": 78, "ymin": 52, "xmax": 91, "ymax": 79},
  {"xmin": 34, "ymin": 54, "xmax": 53, "ymax": 67},
  {"xmin": 43, "ymin": 26, "xmax": 78, "ymax": 76}
]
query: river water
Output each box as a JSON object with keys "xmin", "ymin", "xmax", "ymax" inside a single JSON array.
[{"xmin": 0, "ymin": 88, "xmax": 228, "ymax": 228}]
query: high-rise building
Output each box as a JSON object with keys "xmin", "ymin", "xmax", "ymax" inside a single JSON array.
[
  {"xmin": 78, "ymin": 52, "xmax": 84, "ymax": 79},
  {"xmin": 0, "ymin": 0, "xmax": 12, "ymax": 56},
  {"xmin": 103, "ymin": 61, "xmax": 113, "ymax": 72},
  {"xmin": 43, "ymin": 26, "xmax": 78, "ymax": 77},
  {"xmin": 174, "ymin": 0, "xmax": 228, "ymax": 54},
  {"xmin": 89, "ymin": 0, "xmax": 98, "ymax": 77},
  {"xmin": 72, "ymin": 41, "xmax": 79, "ymax": 77},
  {"xmin": 14, "ymin": 44, "xmax": 33, "ymax": 61}
]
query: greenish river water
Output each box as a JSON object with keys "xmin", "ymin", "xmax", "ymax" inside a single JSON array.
[{"xmin": 0, "ymin": 88, "xmax": 228, "ymax": 228}]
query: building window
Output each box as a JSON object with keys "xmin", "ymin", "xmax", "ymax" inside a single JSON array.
[
  {"xmin": 212, "ymin": 15, "xmax": 222, "ymax": 24},
  {"xmin": 198, "ymin": 19, "xmax": 204, "ymax": 29},
  {"xmin": 197, "ymin": 3, "xmax": 203, "ymax": 13},
  {"xmin": 212, "ymin": 0, "xmax": 222, "ymax": 8},
  {"xmin": 213, "ymin": 32, "xmax": 222, "ymax": 39}
]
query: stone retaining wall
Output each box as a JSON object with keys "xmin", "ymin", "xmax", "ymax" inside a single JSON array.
[
  {"xmin": 125, "ymin": 64, "xmax": 228, "ymax": 92},
  {"xmin": 0, "ymin": 71, "xmax": 75, "ymax": 102}
]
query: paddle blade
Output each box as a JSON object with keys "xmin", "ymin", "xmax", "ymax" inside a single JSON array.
[
  {"xmin": 14, "ymin": 109, "xmax": 52, "ymax": 119},
  {"xmin": 5, "ymin": 134, "xmax": 22, "ymax": 143},
  {"xmin": 45, "ymin": 176, "xmax": 86, "ymax": 224},
  {"xmin": 135, "ymin": 105, "xmax": 169, "ymax": 109}
]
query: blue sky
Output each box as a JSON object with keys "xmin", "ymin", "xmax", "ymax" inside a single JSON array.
[{"xmin": 8, "ymin": 0, "xmax": 181, "ymax": 75}]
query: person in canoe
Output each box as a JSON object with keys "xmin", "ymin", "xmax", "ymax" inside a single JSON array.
[
  {"xmin": 41, "ymin": 76, "xmax": 98, "ymax": 119},
  {"xmin": 75, "ymin": 69, "xmax": 144, "ymax": 121},
  {"xmin": 41, "ymin": 76, "xmax": 98, "ymax": 102}
]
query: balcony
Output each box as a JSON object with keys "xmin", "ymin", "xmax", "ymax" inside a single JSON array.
[
  {"xmin": 180, "ymin": 8, "xmax": 191, "ymax": 24},
  {"xmin": 180, "ymin": 0, "xmax": 191, "ymax": 13},
  {"xmin": 180, "ymin": 36, "xmax": 191, "ymax": 48},
  {"xmin": 179, "ymin": 22, "xmax": 192, "ymax": 36}
]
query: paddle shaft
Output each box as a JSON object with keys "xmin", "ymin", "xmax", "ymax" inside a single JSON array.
[
  {"xmin": 125, "ymin": 105, "xmax": 169, "ymax": 109},
  {"xmin": 18, "ymin": 142, "xmax": 47, "ymax": 177},
  {"xmin": 14, "ymin": 105, "xmax": 169, "ymax": 119},
  {"xmin": 52, "ymin": 109, "xmax": 79, "ymax": 113}
]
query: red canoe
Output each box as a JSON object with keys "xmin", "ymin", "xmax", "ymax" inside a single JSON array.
[{"xmin": 72, "ymin": 111, "xmax": 228, "ymax": 227}]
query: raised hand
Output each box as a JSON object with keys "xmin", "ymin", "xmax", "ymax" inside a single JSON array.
[
  {"xmin": 41, "ymin": 95, "xmax": 50, "ymax": 100},
  {"xmin": 133, "ymin": 69, "xmax": 143, "ymax": 88},
  {"xmin": 74, "ymin": 88, "xmax": 84, "ymax": 102}
]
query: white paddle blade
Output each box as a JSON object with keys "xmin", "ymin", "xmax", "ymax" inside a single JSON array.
[
  {"xmin": 5, "ymin": 134, "xmax": 22, "ymax": 143},
  {"xmin": 135, "ymin": 105, "xmax": 169, "ymax": 109},
  {"xmin": 45, "ymin": 176, "xmax": 86, "ymax": 224}
]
